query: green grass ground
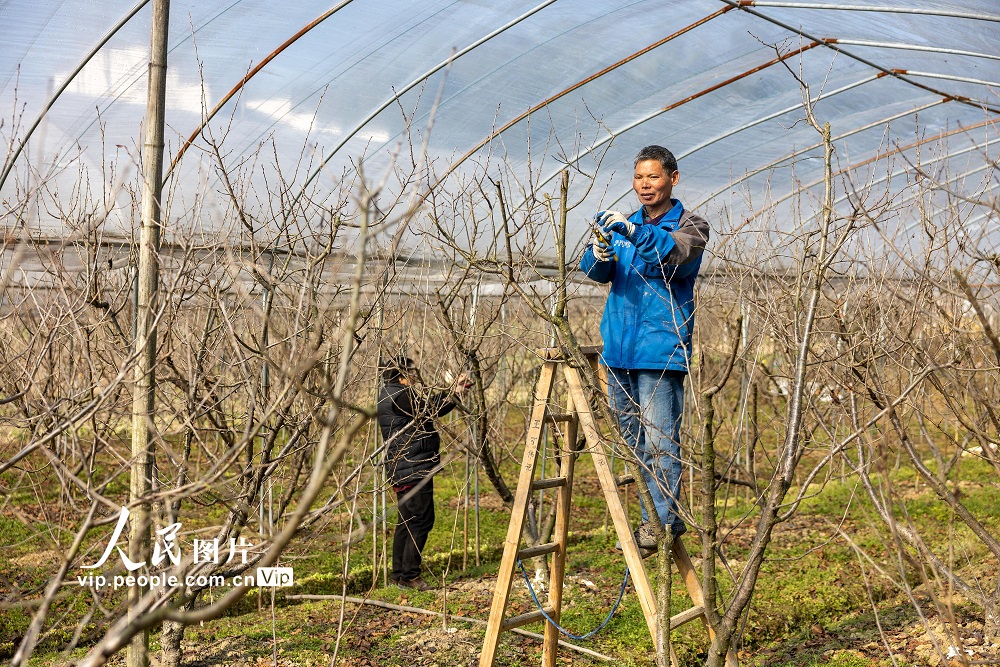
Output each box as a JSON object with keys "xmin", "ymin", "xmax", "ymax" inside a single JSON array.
[{"xmin": 5, "ymin": 452, "xmax": 1000, "ymax": 666}]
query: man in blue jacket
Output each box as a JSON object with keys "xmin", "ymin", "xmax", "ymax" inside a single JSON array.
[{"xmin": 579, "ymin": 145, "xmax": 710, "ymax": 555}]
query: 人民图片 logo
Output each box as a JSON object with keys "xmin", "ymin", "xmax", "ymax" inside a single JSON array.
[{"xmin": 76, "ymin": 507, "xmax": 291, "ymax": 590}]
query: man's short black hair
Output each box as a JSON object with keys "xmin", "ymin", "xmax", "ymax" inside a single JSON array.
[
  {"xmin": 382, "ymin": 355, "xmax": 416, "ymax": 382},
  {"xmin": 634, "ymin": 145, "xmax": 678, "ymax": 174}
]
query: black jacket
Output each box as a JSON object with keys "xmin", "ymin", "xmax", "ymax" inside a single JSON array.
[{"xmin": 377, "ymin": 381, "xmax": 457, "ymax": 485}]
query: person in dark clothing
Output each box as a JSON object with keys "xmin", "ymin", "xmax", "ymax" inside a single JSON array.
[{"xmin": 377, "ymin": 355, "xmax": 470, "ymax": 590}]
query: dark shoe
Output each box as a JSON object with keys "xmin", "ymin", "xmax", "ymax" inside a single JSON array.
[
  {"xmin": 615, "ymin": 522, "xmax": 658, "ymax": 559},
  {"xmin": 634, "ymin": 522, "xmax": 658, "ymax": 550},
  {"xmin": 395, "ymin": 576, "xmax": 432, "ymax": 591}
]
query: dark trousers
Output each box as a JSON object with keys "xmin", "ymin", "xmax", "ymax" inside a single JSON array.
[{"xmin": 392, "ymin": 479, "xmax": 434, "ymax": 581}]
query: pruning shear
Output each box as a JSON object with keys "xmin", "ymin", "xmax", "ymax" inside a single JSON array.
[{"xmin": 591, "ymin": 222, "xmax": 617, "ymax": 261}]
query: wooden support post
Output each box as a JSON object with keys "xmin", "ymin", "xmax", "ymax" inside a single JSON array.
[
  {"xmin": 541, "ymin": 365, "xmax": 580, "ymax": 666},
  {"xmin": 480, "ymin": 362, "xmax": 557, "ymax": 665},
  {"xmin": 128, "ymin": 2, "xmax": 170, "ymax": 666}
]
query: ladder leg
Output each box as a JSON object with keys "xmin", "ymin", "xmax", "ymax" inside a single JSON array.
[
  {"xmin": 479, "ymin": 362, "xmax": 558, "ymax": 667},
  {"xmin": 480, "ymin": 352, "xmax": 733, "ymax": 667},
  {"xmin": 562, "ymin": 365, "xmax": 660, "ymax": 642},
  {"xmin": 673, "ymin": 538, "xmax": 739, "ymax": 667},
  {"xmin": 542, "ymin": 370, "xmax": 580, "ymax": 667}
]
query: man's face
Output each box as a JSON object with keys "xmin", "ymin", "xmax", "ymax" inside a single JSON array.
[{"xmin": 633, "ymin": 159, "xmax": 680, "ymax": 213}]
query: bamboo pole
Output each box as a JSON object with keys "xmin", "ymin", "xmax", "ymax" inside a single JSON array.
[
  {"xmin": 128, "ymin": 1, "xmax": 169, "ymax": 666},
  {"xmin": 470, "ymin": 282, "xmax": 481, "ymax": 567}
]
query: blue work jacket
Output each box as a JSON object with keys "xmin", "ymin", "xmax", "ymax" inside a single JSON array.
[{"xmin": 579, "ymin": 199, "xmax": 709, "ymax": 371}]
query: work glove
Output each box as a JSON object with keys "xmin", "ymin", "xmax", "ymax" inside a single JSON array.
[
  {"xmin": 596, "ymin": 210, "xmax": 635, "ymax": 239},
  {"xmin": 591, "ymin": 240, "xmax": 614, "ymax": 262}
]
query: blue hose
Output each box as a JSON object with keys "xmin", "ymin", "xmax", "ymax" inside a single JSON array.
[{"xmin": 516, "ymin": 559, "xmax": 630, "ymax": 640}]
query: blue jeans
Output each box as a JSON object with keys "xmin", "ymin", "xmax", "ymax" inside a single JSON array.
[{"xmin": 606, "ymin": 367, "xmax": 687, "ymax": 537}]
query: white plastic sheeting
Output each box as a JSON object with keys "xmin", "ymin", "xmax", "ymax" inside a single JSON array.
[{"xmin": 1, "ymin": 0, "xmax": 997, "ymax": 256}]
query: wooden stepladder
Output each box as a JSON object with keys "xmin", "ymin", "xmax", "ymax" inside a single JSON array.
[{"xmin": 479, "ymin": 346, "xmax": 738, "ymax": 667}]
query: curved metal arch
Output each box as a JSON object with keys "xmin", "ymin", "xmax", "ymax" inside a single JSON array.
[
  {"xmin": 163, "ymin": 0, "xmax": 359, "ymax": 185},
  {"xmin": 690, "ymin": 113, "xmax": 994, "ymax": 212},
  {"xmin": 739, "ymin": 2, "xmax": 1000, "ymax": 23},
  {"xmin": 719, "ymin": 0, "xmax": 1000, "ymax": 116},
  {"xmin": 678, "ymin": 73, "xmax": 880, "ymax": 164},
  {"xmin": 413, "ymin": 6, "xmax": 735, "ymax": 199},
  {"xmin": 280, "ymin": 7, "xmax": 742, "ymax": 229},
  {"xmin": 2, "ymin": 0, "xmax": 257, "ymax": 193},
  {"xmin": 791, "ymin": 137, "xmax": 995, "ymax": 232},
  {"xmin": 478, "ymin": 2, "xmax": 1000, "ymax": 220},
  {"xmin": 0, "ymin": 0, "xmax": 152, "ymax": 191},
  {"xmin": 415, "ymin": 3, "xmax": 1000, "ymax": 209},
  {"xmin": 893, "ymin": 162, "xmax": 999, "ymax": 240},
  {"xmin": 287, "ymin": 0, "xmax": 558, "ymax": 209},
  {"xmin": 950, "ymin": 201, "xmax": 1000, "ymax": 244},
  {"xmin": 883, "ymin": 162, "xmax": 996, "ymax": 231},
  {"xmin": 735, "ymin": 119, "xmax": 997, "ymax": 225},
  {"xmin": 604, "ymin": 97, "xmax": 952, "ymax": 212},
  {"xmin": 175, "ymin": 0, "xmax": 475, "ymax": 185},
  {"xmin": 890, "ymin": 70, "xmax": 1000, "ymax": 90},
  {"xmin": 827, "ymin": 38, "xmax": 1000, "ymax": 63},
  {"xmin": 528, "ymin": 41, "xmax": 824, "ymax": 206}
]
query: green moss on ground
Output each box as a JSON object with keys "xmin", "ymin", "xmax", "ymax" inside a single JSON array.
[{"xmin": 9, "ymin": 446, "xmax": 1000, "ymax": 666}]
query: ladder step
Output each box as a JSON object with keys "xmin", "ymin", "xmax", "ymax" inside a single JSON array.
[
  {"xmin": 531, "ymin": 476, "xmax": 567, "ymax": 491},
  {"xmin": 545, "ymin": 412, "xmax": 573, "ymax": 423},
  {"xmin": 502, "ymin": 607, "xmax": 556, "ymax": 631},
  {"xmin": 669, "ymin": 605, "xmax": 705, "ymax": 629},
  {"xmin": 535, "ymin": 345, "xmax": 601, "ymax": 359},
  {"xmin": 616, "ymin": 473, "xmax": 635, "ymax": 486},
  {"xmin": 518, "ymin": 541, "xmax": 560, "ymax": 559}
]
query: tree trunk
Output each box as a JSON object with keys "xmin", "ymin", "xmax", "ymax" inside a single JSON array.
[{"xmin": 160, "ymin": 583, "xmax": 199, "ymax": 667}]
